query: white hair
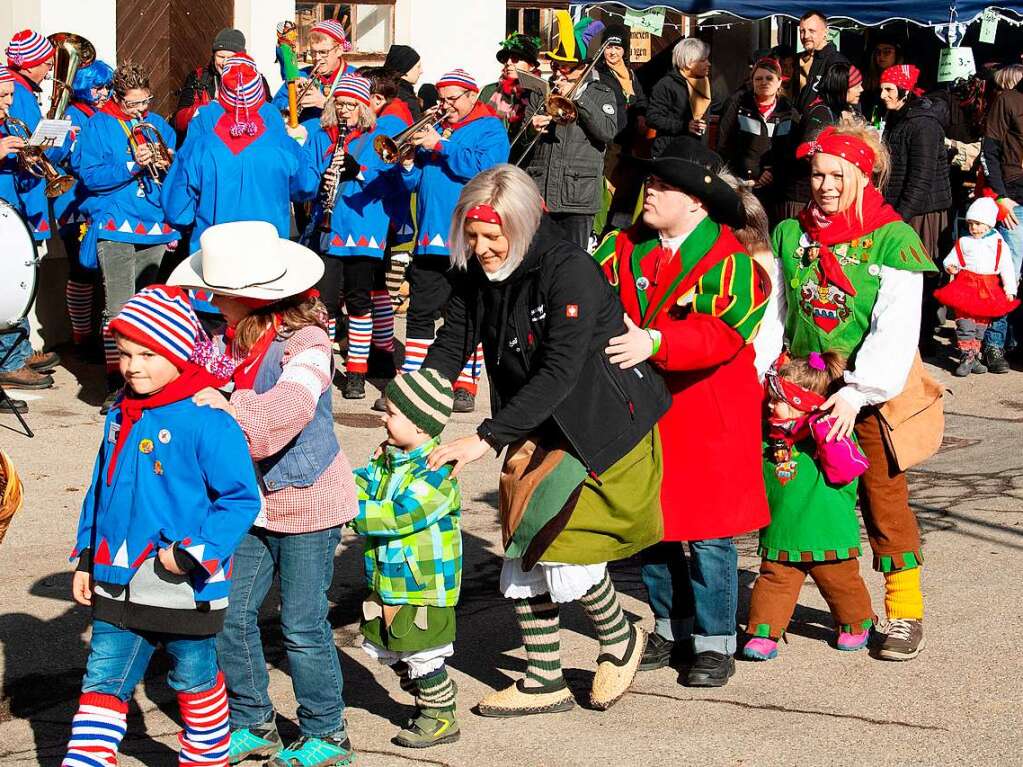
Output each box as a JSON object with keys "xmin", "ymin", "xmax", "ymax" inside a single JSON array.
[
  {"xmin": 672, "ymin": 37, "xmax": 710, "ymax": 72},
  {"xmin": 449, "ymin": 164, "xmax": 543, "ymax": 278}
]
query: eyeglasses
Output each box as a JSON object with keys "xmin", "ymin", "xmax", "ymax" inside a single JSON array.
[
  {"xmin": 336, "ymin": 101, "xmax": 360, "ymax": 112},
  {"xmin": 311, "ymin": 45, "xmax": 340, "ymax": 59},
  {"xmin": 122, "ymin": 96, "xmax": 153, "ymax": 109},
  {"xmin": 436, "ymin": 91, "xmax": 469, "ymax": 106}
]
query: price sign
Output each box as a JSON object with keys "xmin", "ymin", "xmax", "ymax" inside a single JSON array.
[
  {"xmin": 979, "ymin": 9, "xmax": 999, "ymax": 45},
  {"xmin": 624, "ymin": 8, "xmax": 666, "ymax": 37},
  {"xmin": 937, "ymin": 47, "xmax": 976, "ymax": 83},
  {"xmin": 630, "ymin": 31, "xmax": 652, "ymax": 63}
]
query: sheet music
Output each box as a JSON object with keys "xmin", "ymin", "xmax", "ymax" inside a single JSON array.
[
  {"xmin": 28, "ymin": 119, "xmax": 72, "ymax": 149},
  {"xmin": 516, "ymin": 70, "xmax": 551, "ymax": 97}
]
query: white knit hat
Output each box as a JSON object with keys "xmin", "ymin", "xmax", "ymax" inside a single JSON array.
[{"xmin": 966, "ymin": 197, "xmax": 998, "ymax": 229}]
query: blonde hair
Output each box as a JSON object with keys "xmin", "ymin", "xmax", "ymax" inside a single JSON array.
[
  {"xmin": 812, "ymin": 118, "xmax": 890, "ymax": 223},
  {"xmin": 777, "ymin": 351, "xmax": 847, "ymax": 397},
  {"xmin": 449, "ymin": 164, "xmax": 543, "ymax": 272},
  {"xmin": 994, "ymin": 64, "xmax": 1023, "ymax": 91},
  {"xmin": 320, "ymin": 98, "xmax": 376, "ymax": 132},
  {"xmin": 232, "ymin": 294, "xmax": 329, "ymax": 356}
]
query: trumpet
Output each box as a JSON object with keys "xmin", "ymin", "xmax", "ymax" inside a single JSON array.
[
  {"xmin": 47, "ymin": 33, "xmax": 96, "ymax": 121},
  {"xmin": 128, "ymin": 122, "xmax": 172, "ymax": 185},
  {"xmin": 294, "ymin": 61, "xmax": 324, "ymax": 108},
  {"xmin": 373, "ymin": 106, "xmax": 445, "ymax": 164},
  {"xmin": 4, "ymin": 117, "xmax": 74, "ymax": 197},
  {"xmin": 511, "ymin": 40, "xmax": 611, "ymax": 164}
]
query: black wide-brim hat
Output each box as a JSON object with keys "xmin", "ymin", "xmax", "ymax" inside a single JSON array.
[
  {"xmin": 633, "ymin": 137, "xmax": 746, "ymax": 229},
  {"xmin": 497, "ymin": 34, "xmax": 541, "ymax": 67}
]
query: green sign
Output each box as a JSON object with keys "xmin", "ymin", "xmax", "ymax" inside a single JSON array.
[
  {"xmin": 979, "ymin": 9, "xmax": 999, "ymax": 45},
  {"xmin": 937, "ymin": 47, "xmax": 976, "ymax": 83},
  {"xmin": 624, "ymin": 8, "xmax": 666, "ymax": 36}
]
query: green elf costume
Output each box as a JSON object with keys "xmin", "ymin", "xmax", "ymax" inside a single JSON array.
[
  {"xmin": 768, "ymin": 126, "xmax": 940, "ymax": 661},
  {"xmin": 352, "ymin": 369, "xmax": 462, "ymax": 749}
]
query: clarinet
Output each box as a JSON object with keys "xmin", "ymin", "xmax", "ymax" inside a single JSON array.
[{"xmin": 319, "ymin": 125, "xmax": 350, "ymax": 233}]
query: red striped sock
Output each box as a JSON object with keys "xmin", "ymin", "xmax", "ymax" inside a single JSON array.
[
  {"xmin": 66, "ymin": 281, "xmax": 94, "ymax": 343},
  {"xmin": 345, "ymin": 314, "xmax": 372, "ymax": 374},
  {"xmin": 454, "ymin": 343, "xmax": 485, "ymax": 395},
  {"xmin": 102, "ymin": 324, "xmax": 119, "ymax": 376},
  {"xmin": 177, "ymin": 672, "xmax": 230, "ymax": 767},
  {"xmin": 62, "ymin": 691, "xmax": 128, "ymax": 767},
  {"xmin": 370, "ymin": 289, "xmax": 395, "ymax": 352},
  {"xmin": 401, "ymin": 338, "xmax": 433, "ymax": 373}
]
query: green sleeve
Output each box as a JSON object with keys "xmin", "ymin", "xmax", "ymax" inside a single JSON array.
[{"xmin": 873, "ymin": 221, "xmax": 939, "ymax": 273}]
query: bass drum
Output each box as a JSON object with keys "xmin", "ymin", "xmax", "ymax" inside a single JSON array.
[{"xmin": 0, "ymin": 199, "xmax": 39, "ymax": 329}]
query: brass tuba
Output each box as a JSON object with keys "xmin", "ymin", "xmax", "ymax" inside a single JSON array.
[
  {"xmin": 4, "ymin": 117, "xmax": 75, "ymax": 197},
  {"xmin": 128, "ymin": 122, "xmax": 173, "ymax": 185},
  {"xmin": 46, "ymin": 33, "xmax": 96, "ymax": 121},
  {"xmin": 373, "ymin": 105, "xmax": 444, "ymax": 164}
]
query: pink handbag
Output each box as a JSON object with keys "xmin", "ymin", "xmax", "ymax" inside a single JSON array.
[{"xmin": 809, "ymin": 414, "xmax": 869, "ymax": 485}]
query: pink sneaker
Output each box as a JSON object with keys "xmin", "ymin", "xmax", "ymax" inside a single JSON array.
[
  {"xmin": 836, "ymin": 629, "xmax": 869, "ymax": 651},
  {"xmin": 742, "ymin": 637, "xmax": 778, "ymax": 661}
]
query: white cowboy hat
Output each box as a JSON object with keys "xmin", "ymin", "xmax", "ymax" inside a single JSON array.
[{"xmin": 168, "ymin": 221, "xmax": 324, "ymax": 300}]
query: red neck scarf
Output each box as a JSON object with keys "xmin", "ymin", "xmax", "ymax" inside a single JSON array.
[
  {"xmin": 797, "ymin": 185, "xmax": 901, "ymax": 296},
  {"xmin": 9, "ymin": 69, "xmax": 37, "ymax": 93},
  {"xmin": 767, "ymin": 413, "xmax": 813, "ymax": 449},
  {"xmin": 227, "ymin": 319, "xmax": 280, "ymax": 391},
  {"xmin": 101, "ymin": 99, "xmax": 146, "ymax": 122},
  {"xmin": 71, "ymin": 100, "xmax": 97, "ymax": 118},
  {"xmin": 106, "ymin": 364, "xmax": 220, "ymax": 485},
  {"xmin": 380, "ymin": 97, "xmax": 412, "ymax": 126},
  {"xmin": 444, "ymin": 101, "xmax": 497, "ymax": 131}
]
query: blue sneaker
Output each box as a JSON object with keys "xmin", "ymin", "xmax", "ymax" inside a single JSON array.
[
  {"xmin": 269, "ymin": 733, "xmax": 355, "ymax": 767},
  {"xmin": 228, "ymin": 723, "xmax": 281, "ymax": 764}
]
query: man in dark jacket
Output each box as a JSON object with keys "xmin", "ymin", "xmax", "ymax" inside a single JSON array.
[
  {"xmin": 524, "ymin": 44, "xmax": 619, "ymax": 249},
  {"xmin": 795, "ymin": 10, "xmax": 848, "ymax": 111},
  {"xmin": 979, "ymin": 77, "xmax": 1023, "ymax": 371},
  {"xmin": 881, "ymin": 64, "xmax": 953, "ymax": 353},
  {"xmin": 384, "ymin": 43, "xmax": 422, "ymax": 121},
  {"xmin": 172, "ymin": 28, "xmax": 269, "ymax": 145}
]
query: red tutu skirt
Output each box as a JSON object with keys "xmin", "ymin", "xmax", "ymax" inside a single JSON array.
[{"xmin": 934, "ymin": 271, "xmax": 1020, "ymax": 321}]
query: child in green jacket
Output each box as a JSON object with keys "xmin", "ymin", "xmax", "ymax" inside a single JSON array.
[{"xmin": 351, "ymin": 369, "xmax": 462, "ymax": 748}]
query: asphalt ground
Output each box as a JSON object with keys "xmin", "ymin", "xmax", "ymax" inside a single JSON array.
[{"xmin": 1, "ymin": 325, "xmax": 1021, "ymax": 766}]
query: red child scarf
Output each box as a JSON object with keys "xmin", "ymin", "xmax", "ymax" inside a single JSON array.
[
  {"xmin": 106, "ymin": 364, "xmax": 220, "ymax": 485},
  {"xmin": 797, "ymin": 184, "xmax": 902, "ymax": 297},
  {"xmin": 227, "ymin": 317, "xmax": 280, "ymax": 391}
]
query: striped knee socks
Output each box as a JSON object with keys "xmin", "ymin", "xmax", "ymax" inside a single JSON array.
[
  {"xmin": 66, "ymin": 281, "xmax": 95, "ymax": 344},
  {"xmin": 401, "ymin": 338, "xmax": 433, "ymax": 373},
  {"xmin": 415, "ymin": 667, "xmax": 457, "ymax": 711},
  {"xmin": 579, "ymin": 573, "xmax": 632, "ymax": 658},
  {"xmin": 177, "ymin": 673, "xmax": 230, "ymax": 766},
  {"xmin": 101, "ymin": 324, "xmax": 118, "ymax": 377},
  {"xmin": 514, "ymin": 596, "xmax": 563, "ymax": 688},
  {"xmin": 454, "ymin": 343, "xmax": 485, "ymax": 395},
  {"xmin": 62, "ymin": 692, "xmax": 128, "ymax": 767},
  {"xmin": 345, "ymin": 314, "xmax": 372, "ymax": 374},
  {"xmin": 370, "ymin": 290, "xmax": 395, "ymax": 353}
]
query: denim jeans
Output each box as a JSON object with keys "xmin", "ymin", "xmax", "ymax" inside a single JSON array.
[
  {"xmin": 984, "ymin": 206, "xmax": 1023, "ymax": 350},
  {"xmin": 217, "ymin": 526, "xmax": 345, "ymax": 739},
  {"xmin": 640, "ymin": 538, "xmax": 739, "ymax": 655},
  {"xmin": 82, "ymin": 620, "xmax": 220, "ymax": 701},
  {"xmin": 0, "ymin": 319, "xmax": 31, "ymax": 373}
]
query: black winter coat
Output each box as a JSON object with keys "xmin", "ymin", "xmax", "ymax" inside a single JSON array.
[
  {"xmin": 397, "ymin": 79, "xmax": 422, "ymax": 122},
  {"xmin": 423, "ymin": 216, "xmax": 671, "ymax": 475},
  {"xmin": 883, "ymin": 96, "xmax": 953, "ymax": 220},
  {"xmin": 647, "ymin": 71, "xmax": 719, "ymax": 157},
  {"xmin": 796, "ymin": 42, "xmax": 848, "ymax": 112},
  {"xmin": 717, "ymin": 90, "xmax": 799, "ymax": 191}
]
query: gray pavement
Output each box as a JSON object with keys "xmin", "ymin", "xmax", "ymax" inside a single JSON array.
[{"xmin": 0, "ymin": 329, "xmax": 1021, "ymax": 766}]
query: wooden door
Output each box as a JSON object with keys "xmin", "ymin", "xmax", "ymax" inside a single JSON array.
[{"xmin": 116, "ymin": 0, "xmax": 234, "ymax": 118}]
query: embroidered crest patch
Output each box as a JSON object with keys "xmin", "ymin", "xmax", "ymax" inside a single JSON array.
[{"xmin": 566, "ymin": 304, "xmax": 579, "ymax": 318}]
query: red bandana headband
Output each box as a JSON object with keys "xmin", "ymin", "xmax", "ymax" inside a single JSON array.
[
  {"xmin": 880, "ymin": 64, "xmax": 920, "ymax": 93},
  {"xmin": 796, "ymin": 126, "xmax": 875, "ymax": 177},
  {"xmin": 765, "ymin": 352, "xmax": 828, "ymax": 412},
  {"xmin": 466, "ymin": 204, "xmax": 502, "ymax": 225}
]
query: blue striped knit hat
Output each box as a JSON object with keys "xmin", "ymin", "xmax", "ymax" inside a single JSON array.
[
  {"xmin": 220, "ymin": 54, "xmax": 264, "ymax": 136},
  {"xmin": 333, "ymin": 74, "xmax": 371, "ymax": 106},
  {"xmin": 108, "ymin": 286, "xmax": 200, "ymax": 370},
  {"xmin": 436, "ymin": 68, "xmax": 479, "ymax": 93},
  {"xmin": 6, "ymin": 29, "xmax": 54, "ymax": 69},
  {"xmin": 312, "ymin": 19, "xmax": 352, "ymax": 52},
  {"xmin": 0, "ymin": 66, "xmax": 13, "ymax": 85},
  {"xmin": 384, "ymin": 369, "xmax": 454, "ymax": 437}
]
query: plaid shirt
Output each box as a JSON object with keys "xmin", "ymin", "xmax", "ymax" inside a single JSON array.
[{"xmin": 352, "ymin": 439, "xmax": 462, "ymax": 607}]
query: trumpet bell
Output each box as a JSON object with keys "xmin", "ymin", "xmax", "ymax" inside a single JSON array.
[
  {"xmin": 373, "ymin": 134, "xmax": 401, "ymax": 164},
  {"xmin": 45, "ymin": 174, "xmax": 75, "ymax": 198},
  {"xmin": 546, "ymin": 94, "xmax": 577, "ymax": 125}
]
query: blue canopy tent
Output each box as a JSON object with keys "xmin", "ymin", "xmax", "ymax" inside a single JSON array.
[{"xmin": 579, "ymin": 2, "xmax": 1014, "ymax": 27}]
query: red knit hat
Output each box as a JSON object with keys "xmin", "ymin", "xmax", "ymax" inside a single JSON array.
[
  {"xmin": 108, "ymin": 286, "xmax": 201, "ymax": 370},
  {"xmin": 848, "ymin": 65, "xmax": 863, "ymax": 88},
  {"xmin": 311, "ymin": 20, "xmax": 352, "ymax": 52},
  {"xmin": 6, "ymin": 29, "xmax": 54, "ymax": 69},
  {"xmin": 880, "ymin": 64, "xmax": 920, "ymax": 93}
]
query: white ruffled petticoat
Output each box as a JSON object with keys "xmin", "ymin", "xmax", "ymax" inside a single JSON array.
[{"xmin": 499, "ymin": 557, "xmax": 607, "ymax": 603}]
